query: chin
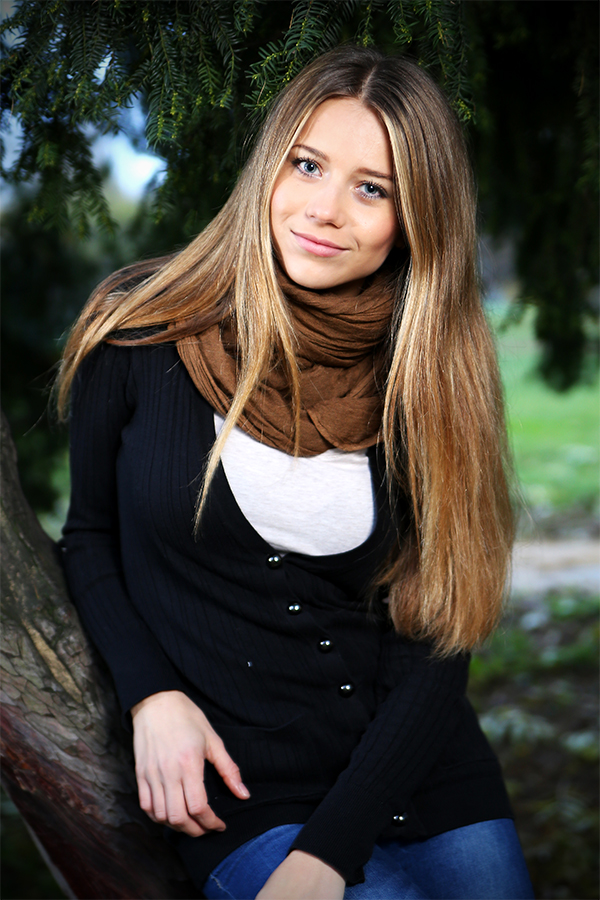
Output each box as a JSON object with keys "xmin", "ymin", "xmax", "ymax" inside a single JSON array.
[{"xmin": 280, "ymin": 262, "xmax": 344, "ymax": 292}]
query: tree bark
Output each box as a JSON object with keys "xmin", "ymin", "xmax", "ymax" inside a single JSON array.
[{"xmin": 0, "ymin": 409, "xmax": 201, "ymax": 899}]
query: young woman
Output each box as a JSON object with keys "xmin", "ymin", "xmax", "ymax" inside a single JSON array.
[{"xmin": 58, "ymin": 46, "xmax": 534, "ymax": 900}]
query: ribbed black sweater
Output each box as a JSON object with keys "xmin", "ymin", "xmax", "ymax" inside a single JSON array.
[{"xmin": 61, "ymin": 341, "xmax": 512, "ymax": 888}]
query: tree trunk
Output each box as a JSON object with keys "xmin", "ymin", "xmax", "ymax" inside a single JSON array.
[{"xmin": 0, "ymin": 409, "xmax": 201, "ymax": 899}]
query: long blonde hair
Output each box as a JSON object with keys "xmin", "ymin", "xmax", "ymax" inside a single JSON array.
[{"xmin": 57, "ymin": 46, "xmax": 514, "ymax": 655}]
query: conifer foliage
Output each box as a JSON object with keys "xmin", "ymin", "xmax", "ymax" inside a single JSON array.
[
  {"xmin": 1, "ymin": 0, "xmax": 472, "ymax": 235},
  {"xmin": 1, "ymin": 0, "xmax": 598, "ymax": 387}
]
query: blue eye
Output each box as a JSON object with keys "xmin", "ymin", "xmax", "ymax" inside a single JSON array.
[
  {"xmin": 293, "ymin": 157, "xmax": 320, "ymax": 176},
  {"xmin": 359, "ymin": 182, "xmax": 386, "ymax": 200}
]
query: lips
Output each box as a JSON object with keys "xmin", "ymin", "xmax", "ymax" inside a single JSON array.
[{"xmin": 292, "ymin": 231, "xmax": 347, "ymax": 257}]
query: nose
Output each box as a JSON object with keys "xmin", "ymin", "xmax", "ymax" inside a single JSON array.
[{"xmin": 305, "ymin": 180, "xmax": 346, "ymax": 228}]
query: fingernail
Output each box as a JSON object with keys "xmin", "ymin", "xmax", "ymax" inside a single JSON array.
[{"xmin": 237, "ymin": 783, "xmax": 250, "ymax": 798}]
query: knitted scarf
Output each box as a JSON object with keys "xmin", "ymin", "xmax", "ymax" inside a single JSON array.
[{"xmin": 177, "ymin": 268, "xmax": 395, "ymax": 456}]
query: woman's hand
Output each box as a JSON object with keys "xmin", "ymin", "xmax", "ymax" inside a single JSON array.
[
  {"xmin": 131, "ymin": 690, "xmax": 250, "ymax": 837},
  {"xmin": 256, "ymin": 850, "xmax": 345, "ymax": 900}
]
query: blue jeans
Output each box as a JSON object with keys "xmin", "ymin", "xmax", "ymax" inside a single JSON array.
[{"xmin": 203, "ymin": 819, "xmax": 534, "ymax": 900}]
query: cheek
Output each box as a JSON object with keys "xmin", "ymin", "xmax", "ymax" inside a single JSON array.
[
  {"xmin": 368, "ymin": 213, "xmax": 401, "ymax": 254},
  {"xmin": 270, "ymin": 178, "xmax": 293, "ymax": 224},
  {"xmin": 269, "ymin": 191, "xmax": 279, "ymax": 227}
]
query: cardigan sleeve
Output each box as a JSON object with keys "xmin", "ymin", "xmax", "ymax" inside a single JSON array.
[
  {"xmin": 61, "ymin": 342, "xmax": 187, "ymax": 723},
  {"xmin": 289, "ymin": 634, "xmax": 470, "ymax": 884}
]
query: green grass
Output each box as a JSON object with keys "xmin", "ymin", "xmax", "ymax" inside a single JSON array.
[{"xmin": 490, "ymin": 306, "xmax": 599, "ymax": 530}]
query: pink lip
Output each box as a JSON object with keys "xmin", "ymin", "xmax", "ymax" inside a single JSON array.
[{"xmin": 292, "ymin": 231, "xmax": 347, "ymax": 257}]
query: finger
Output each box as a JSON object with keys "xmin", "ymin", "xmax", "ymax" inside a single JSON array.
[
  {"xmin": 137, "ymin": 776, "xmax": 158, "ymax": 822},
  {"xmin": 181, "ymin": 759, "xmax": 227, "ymax": 833},
  {"xmin": 186, "ymin": 797, "xmax": 226, "ymax": 833},
  {"xmin": 148, "ymin": 778, "xmax": 168, "ymax": 824},
  {"xmin": 163, "ymin": 778, "xmax": 208, "ymax": 836},
  {"xmin": 208, "ymin": 740, "xmax": 250, "ymax": 799}
]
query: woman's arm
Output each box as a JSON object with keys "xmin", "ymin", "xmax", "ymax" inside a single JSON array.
[
  {"xmin": 287, "ymin": 636, "xmax": 470, "ymax": 885},
  {"xmin": 62, "ymin": 344, "xmax": 249, "ymax": 835},
  {"xmin": 256, "ymin": 851, "xmax": 344, "ymax": 900},
  {"xmin": 62, "ymin": 343, "xmax": 187, "ymax": 716}
]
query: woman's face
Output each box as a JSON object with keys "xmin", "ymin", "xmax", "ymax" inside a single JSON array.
[{"xmin": 270, "ymin": 97, "xmax": 400, "ymax": 297}]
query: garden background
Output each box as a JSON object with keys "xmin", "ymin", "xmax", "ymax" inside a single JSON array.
[{"xmin": 1, "ymin": 2, "xmax": 598, "ymax": 898}]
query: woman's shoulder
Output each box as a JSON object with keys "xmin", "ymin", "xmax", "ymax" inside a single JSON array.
[
  {"xmin": 106, "ymin": 324, "xmax": 174, "ymax": 343},
  {"xmin": 71, "ymin": 335, "xmax": 203, "ymax": 434},
  {"xmin": 75, "ymin": 330, "xmax": 181, "ymax": 398},
  {"xmin": 100, "ymin": 327, "xmax": 179, "ymax": 368}
]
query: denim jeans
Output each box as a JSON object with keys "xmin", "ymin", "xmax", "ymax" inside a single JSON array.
[{"xmin": 203, "ymin": 819, "xmax": 535, "ymax": 900}]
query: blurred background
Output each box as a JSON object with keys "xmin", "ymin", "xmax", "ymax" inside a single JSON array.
[{"xmin": 1, "ymin": 1, "xmax": 598, "ymax": 898}]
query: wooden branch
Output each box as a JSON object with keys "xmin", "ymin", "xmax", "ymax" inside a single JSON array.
[{"xmin": 0, "ymin": 409, "xmax": 201, "ymax": 899}]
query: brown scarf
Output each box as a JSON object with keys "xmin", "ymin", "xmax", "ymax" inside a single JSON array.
[{"xmin": 176, "ymin": 268, "xmax": 395, "ymax": 456}]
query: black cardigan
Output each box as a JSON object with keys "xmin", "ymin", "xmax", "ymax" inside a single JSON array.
[{"xmin": 61, "ymin": 341, "xmax": 512, "ymax": 888}]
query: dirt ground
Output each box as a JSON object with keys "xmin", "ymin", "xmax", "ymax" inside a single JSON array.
[{"xmin": 512, "ymin": 539, "xmax": 599, "ymax": 596}]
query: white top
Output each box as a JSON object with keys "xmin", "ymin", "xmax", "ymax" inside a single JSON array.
[{"xmin": 215, "ymin": 413, "xmax": 375, "ymax": 556}]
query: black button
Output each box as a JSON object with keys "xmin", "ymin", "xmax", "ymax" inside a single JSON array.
[
  {"xmin": 338, "ymin": 683, "xmax": 355, "ymax": 697},
  {"xmin": 392, "ymin": 814, "xmax": 406, "ymax": 826},
  {"xmin": 318, "ymin": 639, "xmax": 333, "ymax": 653},
  {"xmin": 287, "ymin": 603, "xmax": 302, "ymax": 615},
  {"xmin": 267, "ymin": 555, "xmax": 282, "ymax": 569}
]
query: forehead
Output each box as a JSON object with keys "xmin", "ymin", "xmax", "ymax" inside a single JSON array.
[{"xmin": 296, "ymin": 97, "xmax": 393, "ymax": 172}]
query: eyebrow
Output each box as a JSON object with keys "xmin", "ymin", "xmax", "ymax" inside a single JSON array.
[{"xmin": 291, "ymin": 143, "xmax": 394, "ymax": 182}]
